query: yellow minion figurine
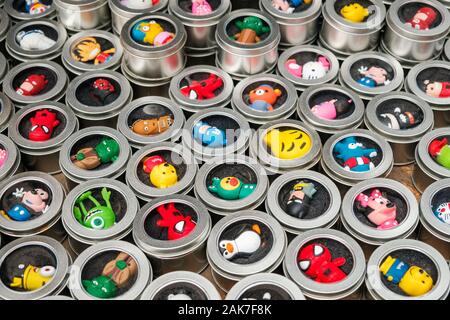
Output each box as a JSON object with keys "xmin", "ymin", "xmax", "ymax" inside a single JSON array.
[
  {"xmin": 340, "ymin": 3, "xmax": 370, "ymax": 23},
  {"xmin": 264, "ymin": 129, "xmax": 312, "ymax": 160},
  {"xmin": 10, "ymin": 264, "xmax": 56, "ymax": 291}
]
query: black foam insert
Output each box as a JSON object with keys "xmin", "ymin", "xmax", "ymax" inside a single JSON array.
[
  {"xmin": 71, "ymin": 37, "xmax": 115, "ymax": 65},
  {"xmin": 152, "ymin": 282, "xmax": 208, "ymax": 300},
  {"xmin": 75, "ymin": 77, "xmax": 121, "ymax": 107},
  {"xmin": 242, "ymin": 80, "xmax": 288, "ymax": 111},
  {"xmin": 177, "ymin": 0, "xmax": 221, "ymax": 13},
  {"xmin": 205, "ymin": 163, "xmax": 258, "ymax": 198},
  {"xmin": 379, "ymin": 249, "xmax": 438, "ymax": 296},
  {"xmin": 18, "ymin": 108, "xmax": 66, "ymax": 141},
  {"xmin": 16, "ymin": 25, "xmax": 59, "ymax": 44},
  {"xmin": 238, "ymin": 283, "xmax": 292, "ymax": 300},
  {"xmin": 130, "ymin": 19, "xmax": 176, "ymax": 46},
  {"xmin": 226, "ymin": 16, "xmax": 271, "ymax": 43},
  {"xmin": 0, "ymin": 245, "xmax": 57, "ymax": 292},
  {"xmin": 416, "ymin": 67, "xmax": 450, "ymax": 94},
  {"xmin": 12, "ymin": 0, "xmax": 52, "ymax": 13},
  {"xmin": 376, "ymin": 99, "xmax": 424, "ymax": 130},
  {"xmin": 127, "ymin": 104, "xmax": 174, "ymax": 133},
  {"xmin": 431, "ymin": 187, "xmax": 450, "ymax": 222},
  {"xmin": 194, "ymin": 115, "xmax": 240, "ymax": 146},
  {"xmin": 334, "ymin": 0, "xmax": 375, "ymax": 22},
  {"xmin": 308, "ymin": 90, "xmax": 356, "ymax": 120},
  {"xmin": 179, "ymin": 72, "xmax": 224, "ymax": 98},
  {"xmin": 349, "ymin": 58, "xmax": 395, "ymax": 85},
  {"xmin": 264, "ymin": 126, "xmax": 311, "ymax": 156},
  {"xmin": 12, "ymin": 67, "xmax": 57, "ymax": 96},
  {"xmin": 332, "ymin": 136, "xmax": 383, "ymax": 169},
  {"xmin": 397, "ymin": 3, "xmax": 442, "ymax": 29},
  {"xmin": 69, "ymin": 134, "xmax": 119, "ymax": 171}
]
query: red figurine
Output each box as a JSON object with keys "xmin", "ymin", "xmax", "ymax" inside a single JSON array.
[
  {"xmin": 297, "ymin": 243, "xmax": 347, "ymax": 283},
  {"xmin": 28, "ymin": 109, "xmax": 60, "ymax": 142},
  {"xmin": 155, "ymin": 203, "xmax": 196, "ymax": 240},
  {"xmin": 424, "ymin": 80, "xmax": 450, "ymax": 98},
  {"xmin": 180, "ymin": 73, "xmax": 224, "ymax": 100},
  {"xmin": 16, "ymin": 74, "xmax": 48, "ymax": 96},
  {"xmin": 406, "ymin": 7, "xmax": 437, "ymax": 30},
  {"xmin": 92, "ymin": 79, "xmax": 115, "ymax": 93}
]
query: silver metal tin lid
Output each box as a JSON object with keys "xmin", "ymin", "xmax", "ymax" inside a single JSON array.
[
  {"xmin": 41, "ymin": 295, "xmax": 74, "ymax": 300},
  {"xmin": 6, "ymin": 19, "xmax": 67, "ymax": 62},
  {"xmin": 415, "ymin": 128, "xmax": 450, "ymax": 181},
  {"xmin": 120, "ymin": 59, "xmax": 173, "ymax": 88},
  {"xmin": 0, "ymin": 92, "xmax": 13, "ymax": 133},
  {"xmin": 339, "ymin": 51, "xmax": 404, "ymax": 100},
  {"xmin": 69, "ymin": 240, "xmax": 152, "ymax": 300},
  {"xmin": 226, "ymin": 272, "xmax": 305, "ymax": 300},
  {"xmin": 169, "ymin": 65, "xmax": 234, "ymax": 112},
  {"xmin": 2, "ymin": 60, "xmax": 69, "ymax": 106},
  {"xmin": 232, "ymin": 74, "xmax": 298, "ymax": 125},
  {"xmin": 365, "ymin": 92, "xmax": 434, "ymax": 143},
  {"xmin": 125, "ymin": 142, "xmax": 198, "ymax": 201},
  {"xmin": 277, "ymin": 45, "xmax": 340, "ymax": 91},
  {"xmin": 109, "ymin": 0, "xmax": 168, "ymax": 18},
  {"xmin": 0, "ymin": 171, "xmax": 64, "ymax": 237},
  {"xmin": 0, "ymin": 236, "xmax": 70, "ymax": 300},
  {"xmin": 0, "ymin": 134, "xmax": 20, "ymax": 181},
  {"xmin": 8, "ymin": 101, "xmax": 79, "ymax": 156},
  {"xmin": 140, "ymin": 271, "xmax": 221, "ymax": 300},
  {"xmin": 0, "ymin": 8, "xmax": 10, "ymax": 41},
  {"xmin": 297, "ymin": 84, "xmax": 365, "ymax": 134},
  {"xmin": 133, "ymin": 194, "xmax": 211, "ymax": 258},
  {"xmin": 207, "ymin": 210, "xmax": 287, "ymax": 281},
  {"xmin": 341, "ymin": 178, "xmax": 419, "ymax": 245},
  {"xmin": 283, "ymin": 228, "xmax": 366, "ymax": 299},
  {"xmin": 194, "ymin": 155, "xmax": 269, "ymax": 215},
  {"xmin": 62, "ymin": 178, "xmax": 139, "ymax": 245},
  {"xmin": 59, "ymin": 126, "xmax": 131, "ymax": 183},
  {"xmin": 117, "ymin": 96, "xmax": 185, "ymax": 149},
  {"xmin": 366, "ymin": 239, "xmax": 450, "ymax": 300},
  {"xmin": 260, "ymin": 0, "xmax": 322, "ymax": 25},
  {"xmin": 0, "ymin": 52, "xmax": 8, "ymax": 85},
  {"xmin": 249, "ymin": 119, "xmax": 322, "ymax": 174},
  {"xmin": 4, "ymin": 0, "xmax": 56, "ymax": 20},
  {"xmin": 168, "ymin": 0, "xmax": 230, "ymax": 26},
  {"xmin": 443, "ymin": 39, "xmax": 450, "ymax": 61},
  {"xmin": 54, "ymin": 0, "xmax": 107, "ymax": 9},
  {"xmin": 62, "ymin": 30, "xmax": 123, "ymax": 75},
  {"xmin": 321, "ymin": 129, "xmax": 394, "ymax": 186},
  {"xmin": 266, "ymin": 170, "xmax": 341, "ymax": 235}
]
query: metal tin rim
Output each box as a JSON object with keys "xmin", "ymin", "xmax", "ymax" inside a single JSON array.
[
  {"xmin": 0, "ymin": 92, "xmax": 13, "ymax": 133},
  {"xmin": 416, "ymin": 127, "xmax": 450, "ymax": 180},
  {"xmin": 259, "ymin": 0, "xmax": 321, "ymax": 23},
  {"xmin": 4, "ymin": 0, "xmax": 56, "ymax": 20},
  {"xmin": 54, "ymin": 0, "xmax": 107, "ymax": 9},
  {"xmin": 0, "ymin": 9, "xmax": 10, "ymax": 40},
  {"xmin": 109, "ymin": 0, "xmax": 168, "ymax": 16},
  {"xmin": 168, "ymin": 0, "xmax": 230, "ymax": 25},
  {"xmin": 0, "ymin": 134, "xmax": 20, "ymax": 181},
  {"xmin": 444, "ymin": 39, "xmax": 450, "ymax": 61}
]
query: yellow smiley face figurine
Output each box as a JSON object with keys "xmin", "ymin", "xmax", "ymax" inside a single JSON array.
[
  {"xmin": 264, "ymin": 129, "xmax": 312, "ymax": 160},
  {"xmin": 340, "ymin": 3, "xmax": 369, "ymax": 23}
]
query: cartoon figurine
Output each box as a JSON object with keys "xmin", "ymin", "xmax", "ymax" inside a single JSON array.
[
  {"xmin": 16, "ymin": 30, "xmax": 56, "ymax": 51},
  {"xmin": 242, "ymin": 292, "xmax": 272, "ymax": 300},
  {"xmin": 297, "ymin": 243, "xmax": 347, "ymax": 283},
  {"xmin": 284, "ymin": 56, "xmax": 330, "ymax": 80},
  {"xmin": 16, "ymin": 74, "xmax": 48, "ymax": 96},
  {"xmin": 73, "ymin": 187, "xmax": 116, "ymax": 230},
  {"xmin": 406, "ymin": 7, "xmax": 437, "ymax": 30},
  {"xmin": 71, "ymin": 137, "xmax": 120, "ymax": 170},
  {"xmin": 357, "ymin": 66, "xmax": 390, "ymax": 88},
  {"xmin": 379, "ymin": 256, "xmax": 433, "ymax": 297},
  {"xmin": 264, "ymin": 129, "xmax": 311, "ymax": 160},
  {"xmin": 71, "ymin": 37, "xmax": 115, "ymax": 65},
  {"xmin": 88, "ymin": 78, "xmax": 116, "ymax": 105},
  {"xmin": 379, "ymin": 107, "xmax": 422, "ymax": 130},
  {"xmin": 28, "ymin": 109, "xmax": 60, "ymax": 142},
  {"xmin": 10, "ymin": 264, "xmax": 55, "ymax": 291},
  {"xmin": 355, "ymin": 189, "xmax": 398, "ymax": 230},
  {"xmin": 192, "ymin": 121, "xmax": 227, "ymax": 148},
  {"xmin": 233, "ymin": 16, "xmax": 271, "ymax": 44},
  {"xmin": 102, "ymin": 252, "xmax": 138, "ymax": 288},
  {"xmin": 131, "ymin": 115, "xmax": 173, "ymax": 136},
  {"xmin": 334, "ymin": 136, "xmax": 378, "ymax": 172},
  {"xmin": 121, "ymin": 0, "xmax": 157, "ymax": 9},
  {"xmin": 192, "ymin": 0, "xmax": 212, "ymax": 15},
  {"xmin": 168, "ymin": 293, "xmax": 192, "ymax": 300},
  {"xmin": 248, "ymin": 85, "xmax": 282, "ymax": 112},
  {"xmin": 155, "ymin": 202, "xmax": 196, "ymax": 240},
  {"xmin": 0, "ymin": 148, "xmax": 8, "ymax": 169},
  {"xmin": 271, "ymin": 0, "xmax": 311, "ymax": 13},
  {"xmin": 286, "ymin": 181, "xmax": 317, "ymax": 219},
  {"xmin": 424, "ymin": 80, "xmax": 450, "ymax": 98},
  {"xmin": 340, "ymin": 3, "xmax": 370, "ymax": 23},
  {"xmin": 208, "ymin": 176, "xmax": 256, "ymax": 200},
  {"xmin": 434, "ymin": 202, "xmax": 450, "ymax": 224},
  {"xmin": 428, "ymin": 138, "xmax": 450, "ymax": 169},
  {"xmin": 83, "ymin": 275, "xmax": 117, "ymax": 299},
  {"xmin": 311, "ymin": 98, "xmax": 353, "ymax": 120},
  {"xmin": 131, "ymin": 20, "xmax": 174, "ymax": 46},
  {"xmin": 142, "ymin": 155, "xmax": 178, "ymax": 189},
  {"xmin": 180, "ymin": 73, "xmax": 223, "ymax": 100},
  {"xmin": 5, "ymin": 187, "xmax": 49, "ymax": 222},
  {"xmin": 219, "ymin": 224, "xmax": 262, "ymax": 260},
  {"xmin": 25, "ymin": 0, "xmax": 50, "ymax": 14}
]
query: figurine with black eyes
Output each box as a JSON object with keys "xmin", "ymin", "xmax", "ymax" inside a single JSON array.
[{"xmin": 379, "ymin": 107, "xmax": 422, "ymax": 130}]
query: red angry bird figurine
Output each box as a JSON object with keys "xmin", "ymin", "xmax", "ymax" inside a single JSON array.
[
  {"xmin": 156, "ymin": 202, "xmax": 196, "ymax": 240},
  {"xmin": 406, "ymin": 7, "xmax": 437, "ymax": 30},
  {"xmin": 180, "ymin": 73, "xmax": 224, "ymax": 100},
  {"xmin": 297, "ymin": 243, "xmax": 347, "ymax": 283},
  {"xmin": 28, "ymin": 109, "xmax": 60, "ymax": 142},
  {"xmin": 92, "ymin": 78, "xmax": 115, "ymax": 92},
  {"xmin": 16, "ymin": 74, "xmax": 48, "ymax": 96}
]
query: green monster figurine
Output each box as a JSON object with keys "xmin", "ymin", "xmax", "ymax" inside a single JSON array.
[
  {"xmin": 208, "ymin": 176, "xmax": 256, "ymax": 200},
  {"xmin": 82, "ymin": 275, "xmax": 117, "ymax": 299},
  {"xmin": 74, "ymin": 187, "xmax": 116, "ymax": 230},
  {"xmin": 234, "ymin": 16, "xmax": 270, "ymax": 44},
  {"xmin": 71, "ymin": 137, "xmax": 120, "ymax": 170}
]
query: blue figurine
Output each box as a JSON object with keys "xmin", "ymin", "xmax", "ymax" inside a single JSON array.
[
  {"xmin": 193, "ymin": 121, "xmax": 227, "ymax": 148},
  {"xmin": 334, "ymin": 136, "xmax": 377, "ymax": 172},
  {"xmin": 7, "ymin": 204, "xmax": 32, "ymax": 221}
]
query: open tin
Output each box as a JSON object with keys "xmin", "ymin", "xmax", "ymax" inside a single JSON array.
[
  {"xmin": 133, "ymin": 194, "xmax": 211, "ymax": 276},
  {"xmin": 283, "ymin": 228, "xmax": 366, "ymax": 299},
  {"xmin": 0, "ymin": 52, "xmax": 8, "ymax": 85},
  {"xmin": 366, "ymin": 239, "xmax": 450, "ymax": 300},
  {"xmin": 69, "ymin": 240, "xmax": 152, "ymax": 300},
  {"xmin": 0, "ymin": 92, "xmax": 13, "ymax": 133},
  {"xmin": 4, "ymin": 0, "xmax": 56, "ymax": 21},
  {"xmin": 54, "ymin": 0, "xmax": 111, "ymax": 31},
  {"xmin": 0, "ymin": 236, "xmax": 70, "ymax": 300},
  {"xmin": 207, "ymin": 210, "xmax": 287, "ymax": 292},
  {"xmin": 0, "ymin": 134, "xmax": 21, "ymax": 182}
]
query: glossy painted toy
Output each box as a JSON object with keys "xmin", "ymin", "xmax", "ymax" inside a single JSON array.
[
  {"xmin": 155, "ymin": 202, "xmax": 196, "ymax": 240},
  {"xmin": 73, "ymin": 187, "xmax": 116, "ymax": 230},
  {"xmin": 25, "ymin": 0, "xmax": 50, "ymax": 14},
  {"xmin": 434, "ymin": 201, "xmax": 450, "ymax": 224},
  {"xmin": 10, "ymin": 264, "xmax": 55, "ymax": 291},
  {"xmin": 71, "ymin": 37, "xmax": 115, "ymax": 64},
  {"xmin": 286, "ymin": 181, "xmax": 317, "ymax": 219},
  {"xmin": 406, "ymin": 7, "xmax": 437, "ymax": 30},
  {"xmin": 429, "ymin": 138, "xmax": 450, "ymax": 169},
  {"xmin": 379, "ymin": 107, "xmax": 421, "ymax": 130},
  {"xmin": 168, "ymin": 293, "xmax": 192, "ymax": 300},
  {"xmin": 357, "ymin": 66, "xmax": 390, "ymax": 88},
  {"xmin": 4, "ymin": 187, "xmax": 49, "ymax": 222},
  {"xmin": 89, "ymin": 78, "xmax": 116, "ymax": 105},
  {"xmin": 285, "ymin": 56, "xmax": 330, "ymax": 80},
  {"xmin": 131, "ymin": 115, "xmax": 173, "ymax": 136},
  {"xmin": 271, "ymin": 0, "xmax": 311, "ymax": 13},
  {"xmin": 102, "ymin": 252, "xmax": 138, "ymax": 288},
  {"xmin": 249, "ymin": 85, "xmax": 282, "ymax": 112},
  {"xmin": 71, "ymin": 137, "xmax": 120, "ymax": 170},
  {"xmin": 192, "ymin": 121, "xmax": 227, "ymax": 148},
  {"xmin": 311, "ymin": 98, "xmax": 352, "ymax": 120},
  {"xmin": 131, "ymin": 20, "xmax": 174, "ymax": 46},
  {"xmin": 340, "ymin": 3, "xmax": 369, "ymax": 23},
  {"xmin": 208, "ymin": 176, "xmax": 256, "ymax": 200},
  {"xmin": 83, "ymin": 275, "xmax": 117, "ymax": 299},
  {"xmin": 355, "ymin": 189, "xmax": 398, "ymax": 230},
  {"xmin": 0, "ymin": 148, "xmax": 7, "ymax": 169},
  {"xmin": 297, "ymin": 243, "xmax": 347, "ymax": 283},
  {"xmin": 379, "ymin": 255, "xmax": 433, "ymax": 296},
  {"xmin": 16, "ymin": 74, "xmax": 48, "ymax": 96},
  {"xmin": 264, "ymin": 129, "xmax": 312, "ymax": 160},
  {"xmin": 334, "ymin": 136, "xmax": 378, "ymax": 172},
  {"xmin": 219, "ymin": 224, "xmax": 262, "ymax": 259},
  {"xmin": 16, "ymin": 30, "xmax": 56, "ymax": 51},
  {"xmin": 142, "ymin": 155, "xmax": 178, "ymax": 189},
  {"xmin": 180, "ymin": 73, "xmax": 223, "ymax": 100},
  {"xmin": 28, "ymin": 109, "xmax": 60, "ymax": 142},
  {"xmin": 192, "ymin": 0, "xmax": 212, "ymax": 15},
  {"xmin": 233, "ymin": 16, "xmax": 270, "ymax": 44},
  {"xmin": 424, "ymin": 80, "xmax": 450, "ymax": 98}
]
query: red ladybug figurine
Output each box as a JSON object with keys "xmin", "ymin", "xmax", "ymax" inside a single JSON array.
[
  {"xmin": 28, "ymin": 109, "xmax": 60, "ymax": 142},
  {"xmin": 16, "ymin": 74, "xmax": 48, "ymax": 96},
  {"xmin": 155, "ymin": 202, "xmax": 196, "ymax": 240}
]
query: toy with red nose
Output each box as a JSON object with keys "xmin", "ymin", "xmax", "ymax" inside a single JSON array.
[
  {"xmin": 219, "ymin": 224, "xmax": 262, "ymax": 260},
  {"xmin": 248, "ymin": 85, "xmax": 282, "ymax": 112},
  {"xmin": 180, "ymin": 73, "xmax": 223, "ymax": 100},
  {"xmin": 16, "ymin": 74, "xmax": 48, "ymax": 96},
  {"xmin": 156, "ymin": 203, "xmax": 196, "ymax": 240},
  {"xmin": 424, "ymin": 80, "xmax": 450, "ymax": 98},
  {"xmin": 429, "ymin": 138, "xmax": 450, "ymax": 169},
  {"xmin": 297, "ymin": 243, "xmax": 347, "ymax": 283},
  {"xmin": 406, "ymin": 7, "xmax": 437, "ymax": 30},
  {"xmin": 355, "ymin": 189, "xmax": 398, "ymax": 230},
  {"xmin": 28, "ymin": 109, "xmax": 60, "ymax": 142}
]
